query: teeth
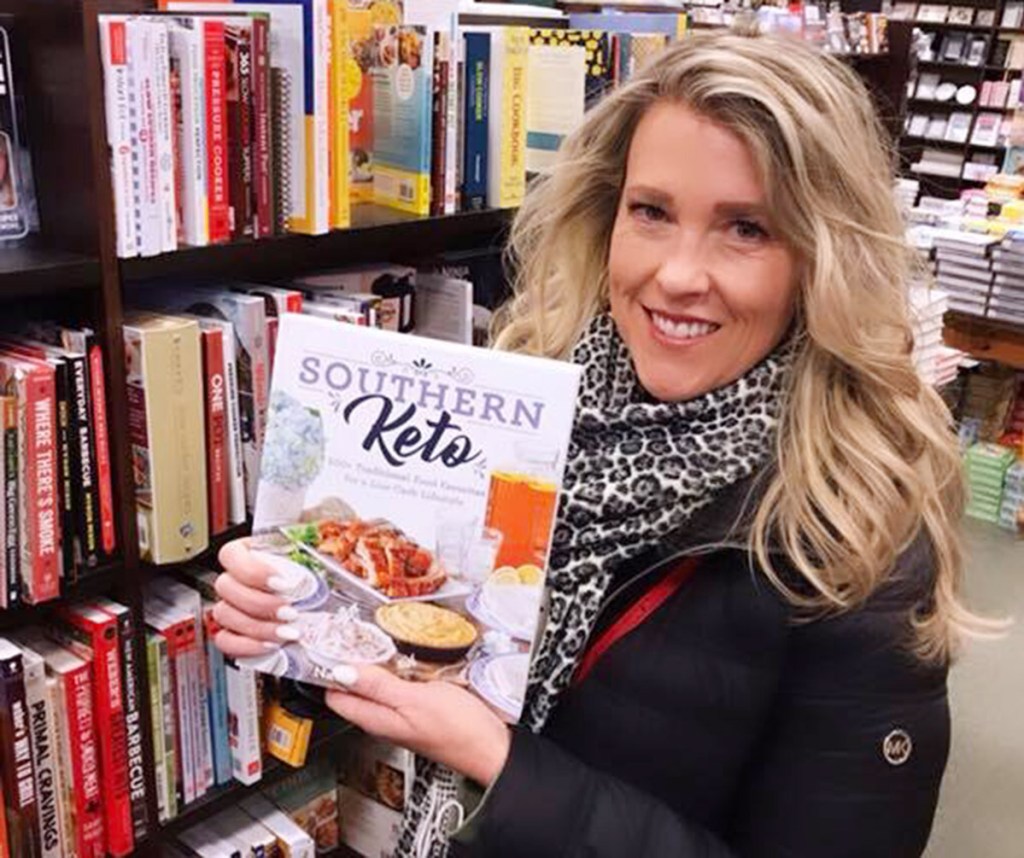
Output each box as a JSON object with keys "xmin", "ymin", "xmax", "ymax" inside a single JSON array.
[{"xmin": 651, "ymin": 312, "xmax": 718, "ymax": 339}]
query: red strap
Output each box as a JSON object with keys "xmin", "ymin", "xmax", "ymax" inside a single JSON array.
[{"xmin": 573, "ymin": 557, "xmax": 699, "ymax": 687}]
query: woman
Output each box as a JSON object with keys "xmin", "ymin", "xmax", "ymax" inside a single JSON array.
[{"xmin": 213, "ymin": 31, "xmax": 986, "ymax": 857}]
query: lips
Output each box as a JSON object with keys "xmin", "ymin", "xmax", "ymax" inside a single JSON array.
[{"xmin": 647, "ymin": 309, "xmax": 721, "ymax": 340}]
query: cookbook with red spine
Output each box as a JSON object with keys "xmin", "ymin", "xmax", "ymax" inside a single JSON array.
[
  {"xmin": 23, "ymin": 635, "xmax": 104, "ymax": 858},
  {"xmin": 251, "ymin": 14, "xmax": 272, "ymax": 238},
  {"xmin": 54, "ymin": 604, "xmax": 133, "ymax": 856},
  {"xmin": 0, "ymin": 638, "xmax": 40, "ymax": 858},
  {"xmin": 225, "ymin": 22, "xmax": 254, "ymax": 239},
  {"xmin": 200, "ymin": 325, "xmax": 230, "ymax": 534},
  {"xmin": 0, "ymin": 352, "xmax": 60, "ymax": 603},
  {"xmin": 204, "ymin": 19, "xmax": 231, "ymax": 243},
  {"xmin": 92, "ymin": 597, "xmax": 150, "ymax": 842}
]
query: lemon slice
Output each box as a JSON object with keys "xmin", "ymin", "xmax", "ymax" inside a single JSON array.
[
  {"xmin": 489, "ymin": 567, "xmax": 521, "ymax": 586},
  {"xmin": 516, "ymin": 564, "xmax": 543, "ymax": 586}
]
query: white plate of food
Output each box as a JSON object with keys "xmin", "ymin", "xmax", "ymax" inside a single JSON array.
[
  {"xmin": 469, "ymin": 653, "xmax": 530, "ymax": 721},
  {"xmin": 281, "ymin": 519, "xmax": 472, "ymax": 604},
  {"xmin": 465, "ymin": 566, "xmax": 544, "ymax": 641},
  {"xmin": 297, "ymin": 608, "xmax": 397, "ymax": 669}
]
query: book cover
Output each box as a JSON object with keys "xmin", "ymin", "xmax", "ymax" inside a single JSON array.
[
  {"xmin": 149, "ymin": 20, "xmax": 178, "ymax": 253},
  {"xmin": 429, "ymin": 32, "xmax": 449, "ymax": 217},
  {"xmin": 204, "ymin": 18, "xmax": 232, "ymax": 243},
  {"xmin": 54, "ymin": 604, "xmax": 134, "ymax": 855},
  {"xmin": 98, "ymin": 17, "xmax": 139, "ymax": 257},
  {"xmin": 240, "ymin": 793, "xmax": 315, "ymax": 858},
  {"xmin": 524, "ymin": 35, "xmax": 585, "ymax": 175},
  {"xmin": 261, "ymin": 758, "xmax": 338, "ymax": 853},
  {"xmin": 125, "ymin": 18, "xmax": 163, "ymax": 257},
  {"xmin": 530, "ymin": 28, "xmax": 613, "ymax": 109},
  {"xmin": 371, "ymin": 24, "xmax": 434, "ymax": 215},
  {"xmin": 42, "ymin": 676, "xmax": 71, "ymax": 858},
  {"xmin": 224, "ymin": 661, "xmax": 262, "ymax": 785},
  {"xmin": 225, "ymin": 21, "xmax": 255, "ymax": 239},
  {"xmin": 0, "ymin": 638, "xmax": 39, "ymax": 858},
  {"xmin": 252, "ymin": 14, "xmax": 273, "ymax": 238},
  {"xmin": 168, "ymin": 17, "xmax": 210, "ymax": 247},
  {"xmin": 92, "ymin": 598, "xmax": 150, "ymax": 842},
  {"xmin": 123, "ymin": 313, "xmax": 209, "ymax": 565},
  {"xmin": 0, "ymin": 353, "xmax": 60, "ymax": 603},
  {"xmin": 461, "ymin": 31, "xmax": 490, "ymax": 211},
  {"xmin": 26, "ymin": 636, "xmax": 104, "ymax": 858},
  {"xmin": 163, "ymin": 0, "xmax": 330, "ymax": 237},
  {"xmin": 195, "ymin": 592, "xmax": 233, "ymax": 785},
  {"xmin": 488, "ymin": 27, "xmax": 528, "ymax": 209},
  {"xmin": 146, "ymin": 630, "xmax": 177, "ymax": 822},
  {"xmin": 0, "ymin": 20, "xmax": 38, "ymax": 244},
  {"xmin": 1, "ymin": 396, "xmax": 15, "ymax": 609},
  {"xmin": 328, "ymin": 0, "xmax": 351, "ymax": 229},
  {"xmin": 243, "ymin": 315, "xmax": 581, "ymax": 724},
  {"xmin": 8, "ymin": 641, "xmax": 65, "ymax": 858}
]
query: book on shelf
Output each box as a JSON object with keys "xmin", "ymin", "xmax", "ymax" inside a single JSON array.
[
  {"xmin": 908, "ymin": 113, "xmax": 929, "ymax": 137},
  {"xmin": 461, "ymin": 30, "xmax": 491, "ymax": 210},
  {"xmin": 0, "ymin": 18, "xmax": 39, "ymax": 245},
  {"xmin": 976, "ymin": 8, "xmax": 996, "ymax": 27},
  {"xmin": 916, "ymin": 4, "xmax": 950, "ymax": 23},
  {"xmin": 947, "ymin": 5, "xmax": 974, "ymax": 25},
  {"xmin": 239, "ymin": 312, "xmax": 581, "ymax": 726},
  {"xmin": 966, "ymin": 34, "xmax": 989, "ymax": 65},
  {"xmin": 0, "ymin": 638, "xmax": 40, "ymax": 858},
  {"xmin": 260, "ymin": 759, "xmax": 340, "ymax": 854},
  {"xmin": 524, "ymin": 33, "xmax": 585, "ymax": 175},
  {"xmin": 916, "ymin": 72, "xmax": 940, "ymax": 100},
  {"xmin": 940, "ymin": 31, "xmax": 966, "ymax": 62},
  {"xmin": 239, "ymin": 793, "xmax": 315, "ymax": 858},
  {"xmin": 1004, "ymin": 1, "xmax": 1024, "ymax": 28},
  {"xmin": 945, "ymin": 111, "xmax": 973, "ymax": 143},
  {"xmin": 971, "ymin": 112, "xmax": 1003, "ymax": 146},
  {"xmin": 925, "ymin": 115, "xmax": 949, "ymax": 140}
]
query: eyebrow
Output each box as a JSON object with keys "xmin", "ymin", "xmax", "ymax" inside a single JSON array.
[{"xmin": 623, "ymin": 184, "xmax": 768, "ymax": 216}]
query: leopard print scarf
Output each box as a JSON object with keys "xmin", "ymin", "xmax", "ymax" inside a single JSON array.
[{"xmin": 398, "ymin": 313, "xmax": 793, "ymax": 857}]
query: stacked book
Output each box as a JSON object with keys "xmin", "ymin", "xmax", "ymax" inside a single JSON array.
[
  {"xmin": 0, "ymin": 598, "xmax": 148, "ymax": 857},
  {"xmin": 959, "ymin": 365, "xmax": 1021, "ymax": 441},
  {"xmin": 932, "ymin": 229, "xmax": 997, "ymax": 317},
  {"xmin": 998, "ymin": 460, "xmax": 1024, "ymax": 533},
  {"xmin": 964, "ymin": 442, "xmax": 1017, "ymax": 523},
  {"xmin": 0, "ymin": 326, "xmax": 116, "ymax": 607},
  {"xmin": 987, "ymin": 235, "xmax": 1024, "ymax": 324},
  {"xmin": 894, "ymin": 178, "xmax": 920, "ymax": 215},
  {"xmin": 909, "ymin": 287, "xmax": 964, "ymax": 386}
]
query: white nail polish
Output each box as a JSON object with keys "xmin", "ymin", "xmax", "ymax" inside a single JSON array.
[
  {"xmin": 275, "ymin": 625, "xmax": 302, "ymax": 642},
  {"xmin": 332, "ymin": 664, "xmax": 358, "ymax": 687},
  {"xmin": 276, "ymin": 605, "xmax": 300, "ymax": 622},
  {"xmin": 267, "ymin": 575, "xmax": 291, "ymax": 593}
]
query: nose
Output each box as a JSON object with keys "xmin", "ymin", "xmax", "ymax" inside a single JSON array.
[{"xmin": 654, "ymin": 229, "xmax": 712, "ymax": 297}]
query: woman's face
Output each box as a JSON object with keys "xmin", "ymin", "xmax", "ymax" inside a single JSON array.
[{"xmin": 608, "ymin": 101, "xmax": 799, "ymax": 402}]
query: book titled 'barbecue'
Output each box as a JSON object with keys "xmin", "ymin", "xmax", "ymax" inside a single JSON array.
[{"xmin": 247, "ymin": 315, "xmax": 581, "ymax": 723}]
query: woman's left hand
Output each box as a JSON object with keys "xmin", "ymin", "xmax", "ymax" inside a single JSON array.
[{"xmin": 325, "ymin": 665, "xmax": 512, "ymax": 788}]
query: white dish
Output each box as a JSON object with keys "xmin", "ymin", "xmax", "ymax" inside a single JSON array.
[
  {"xmin": 297, "ymin": 610, "xmax": 397, "ymax": 668},
  {"xmin": 956, "ymin": 84, "xmax": 977, "ymax": 105},
  {"xmin": 466, "ymin": 586, "xmax": 541, "ymax": 642},
  {"xmin": 253, "ymin": 551, "xmax": 320, "ymax": 602},
  {"xmin": 935, "ymin": 82, "xmax": 958, "ymax": 102},
  {"xmin": 469, "ymin": 653, "xmax": 530, "ymax": 721}
]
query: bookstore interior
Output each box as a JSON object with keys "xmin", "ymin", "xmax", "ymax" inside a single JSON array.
[{"xmin": 0, "ymin": 0, "xmax": 1018, "ymax": 855}]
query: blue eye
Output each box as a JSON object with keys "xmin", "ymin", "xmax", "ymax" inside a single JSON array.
[
  {"xmin": 732, "ymin": 218, "xmax": 769, "ymax": 241},
  {"xmin": 628, "ymin": 202, "xmax": 668, "ymax": 223}
]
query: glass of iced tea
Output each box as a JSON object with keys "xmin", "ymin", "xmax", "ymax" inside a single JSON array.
[{"xmin": 484, "ymin": 445, "xmax": 560, "ymax": 569}]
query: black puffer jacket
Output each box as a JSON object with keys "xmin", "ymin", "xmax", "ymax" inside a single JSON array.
[{"xmin": 451, "ymin": 477, "xmax": 950, "ymax": 858}]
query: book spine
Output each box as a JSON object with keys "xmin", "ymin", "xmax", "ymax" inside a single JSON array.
[
  {"xmin": 0, "ymin": 647, "xmax": 40, "ymax": 857},
  {"xmin": 220, "ymin": 331, "xmax": 246, "ymax": 525},
  {"xmin": 170, "ymin": 37, "xmax": 186, "ymax": 245},
  {"xmin": 85, "ymin": 337, "xmax": 115, "ymax": 557},
  {"xmin": 63, "ymin": 662, "xmax": 104, "ymax": 858},
  {"xmin": 99, "ymin": 18, "xmax": 139, "ymax": 258},
  {"xmin": 44, "ymin": 677, "xmax": 72, "ymax": 858},
  {"xmin": 2, "ymin": 397, "xmax": 18, "ymax": 609},
  {"xmin": 444, "ymin": 29, "xmax": 459, "ymax": 215},
  {"xmin": 252, "ymin": 16, "xmax": 272, "ymax": 239},
  {"xmin": 22, "ymin": 366, "xmax": 60, "ymax": 603},
  {"xmin": 225, "ymin": 27, "xmax": 245, "ymax": 241},
  {"xmin": 239, "ymin": 30, "xmax": 255, "ymax": 239},
  {"xmin": 21, "ymin": 654, "xmax": 62, "ymax": 858},
  {"xmin": 111, "ymin": 608, "xmax": 149, "ymax": 842},
  {"xmin": 462, "ymin": 33, "xmax": 489, "ymax": 211},
  {"xmin": 200, "ymin": 328, "xmax": 229, "ymax": 535},
  {"xmin": 314, "ymin": 0, "xmax": 331, "ymax": 235},
  {"xmin": 129, "ymin": 19, "xmax": 162, "ymax": 257},
  {"xmin": 67, "ymin": 354, "xmax": 101, "ymax": 570},
  {"xmin": 430, "ymin": 36, "xmax": 447, "ymax": 218},
  {"xmin": 56, "ymin": 612, "xmax": 133, "ymax": 855},
  {"xmin": 156, "ymin": 634, "xmax": 178, "ymax": 818},
  {"xmin": 202, "ymin": 605, "xmax": 232, "ymax": 785},
  {"xmin": 51, "ymin": 360, "xmax": 75, "ymax": 584},
  {"xmin": 204, "ymin": 20, "xmax": 230, "ymax": 244},
  {"xmin": 225, "ymin": 662, "xmax": 262, "ymax": 785},
  {"xmin": 145, "ymin": 634, "xmax": 169, "ymax": 823},
  {"xmin": 329, "ymin": 0, "xmax": 351, "ymax": 229},
  {"xmin": 492, "ymin": 27, "xmax": 528, "ymax": 209},
  {"xmin": 270, "ymin": 67, "xmax": 291, "ymax": 235},
  {"xmin": 151, "ymin": 21, "xmax": 178, "ymax": 253},
  {"xmin": 169, "ymin": 23, "xmax": 209, "ymax": 247}
]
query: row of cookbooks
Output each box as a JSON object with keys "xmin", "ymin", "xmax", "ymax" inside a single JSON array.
[
  {"xmin": 0, "ymin": 324, "xmax": 116, "ymax": 607},
  {"xmin": 0, "ymin": 570, "xmax": 387, "ymax": 858},
  {"xmin": 96, "ymin": 1, "xmax": 692, "ymax": 257},
  {"xmin": 123, "ymin": 259, "xmax": 489, "ymax": 565}
]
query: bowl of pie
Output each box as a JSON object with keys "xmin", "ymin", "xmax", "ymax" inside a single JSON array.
[{"xmin": 375, "ymin": 602, "xmax": 479, "ymax": 664}]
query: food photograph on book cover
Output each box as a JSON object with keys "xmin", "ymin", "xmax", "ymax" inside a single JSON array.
[{"xmin": 239, "ymin": 314, "xmax": 581, "ymax": 723}]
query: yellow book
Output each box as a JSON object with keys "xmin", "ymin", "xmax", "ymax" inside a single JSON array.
[
  {"xmin": 490, "ymin": 26, "xmax": 529, "ymax": 209},
  {"xmin": 330, "ymin": 0, "xmax": 351, "ymax": 228}
]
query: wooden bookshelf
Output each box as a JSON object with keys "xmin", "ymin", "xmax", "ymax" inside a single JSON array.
[{"xmin": 944, "ymin": 312, "xmax": 1024, "ymax": 368}]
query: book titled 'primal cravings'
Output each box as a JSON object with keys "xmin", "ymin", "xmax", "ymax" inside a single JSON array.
[{"xmin": 246, "ymin": 315, "xmax": 581, "ymax": 723}]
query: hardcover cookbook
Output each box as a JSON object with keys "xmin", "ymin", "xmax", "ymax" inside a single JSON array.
[{"xmin": 244, "ymin": 314, "xmax": 581, "ymax": 722}]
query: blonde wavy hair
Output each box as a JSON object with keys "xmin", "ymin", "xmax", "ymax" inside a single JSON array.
[{"xmin": 494, "ymin": 30, "xmax": 988, "ymax": 663}]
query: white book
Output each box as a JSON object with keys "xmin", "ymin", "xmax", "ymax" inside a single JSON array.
[
  {"xmin": 413, "ymin": 273, "xmax": 474, "ymax": 344},
  {"xmin": 44, "ymin": 675, "xmax": 74, "ymax": 857},
  {"xmin": 240, "ymin": 793, "xmax": 315, "ymax": 858},
  {"xmin": 945, "ymin": 112, "xmax": 973, "ymax": 144},
  {"xmin": 936, "ymin": 263, "xmax": 994, "ymax": 283},
  {"xmin": 178, "ymin": 821, "xmax": 243, "ymax": 858},
  {"xmin": 149, "ymin": 20, "xmax": 178, "ymax": 252},
  {"xmin": 127, "ymin": 18, "xmax": 163, "ymax": 257},
  {"xmin": 971, "ymin": 112, "xmax": 1002, "ymax": 147},
  {"xmin": 224, "ymin": 662, "xmax": 262, "ymax": 785},
  {"xmin": 98, "ymin": 16, "xmax": 140, "ymax": 258},
  {"xmin": 168, "ymin": 18, "xmax": 209, "ymax": 247},
  {"xmin": 525, "ymin": 40, "xmax": 586, "ymax": 175},
  {"xmin": 10, "ymin": 640, "xmax": 65, "ymax": 858}
]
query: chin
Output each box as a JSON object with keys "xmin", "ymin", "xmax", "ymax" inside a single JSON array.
[{"xmin": 635, "ymin": 367, "xmax": 705, "ymax": 403}]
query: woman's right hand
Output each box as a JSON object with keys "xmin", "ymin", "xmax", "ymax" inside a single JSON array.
[{"xmin": 212, "ymin": 539, "xmax": 304, "ymax": 658}]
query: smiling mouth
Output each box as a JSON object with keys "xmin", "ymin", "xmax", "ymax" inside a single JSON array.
[{"xmin": 647, "ymin": 309, "xmax": 721, "ymax": 341}]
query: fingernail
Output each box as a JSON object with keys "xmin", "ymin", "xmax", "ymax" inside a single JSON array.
[
  {"xmin": 332, "ymin": 665, "xmax": 358, "ymax": 686},
  {"xmin": 275, "ymin": 625, "xmax": 302, "ymax": 642},
  {"xmin": 276, "ymin": 605, "xmax": 300, "ymax": 622},
  {"xmin": 267, "ymin": 575, "xmax": 291, "ymax": 593},
  {"xmin": 263, "ymin": 641, "xmax": 283, "ymax": 651}
]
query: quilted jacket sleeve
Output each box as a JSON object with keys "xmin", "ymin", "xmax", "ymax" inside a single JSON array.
[{"xmin": 451, "ymin": 543, "xmax": 950, "ymax": 858}]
